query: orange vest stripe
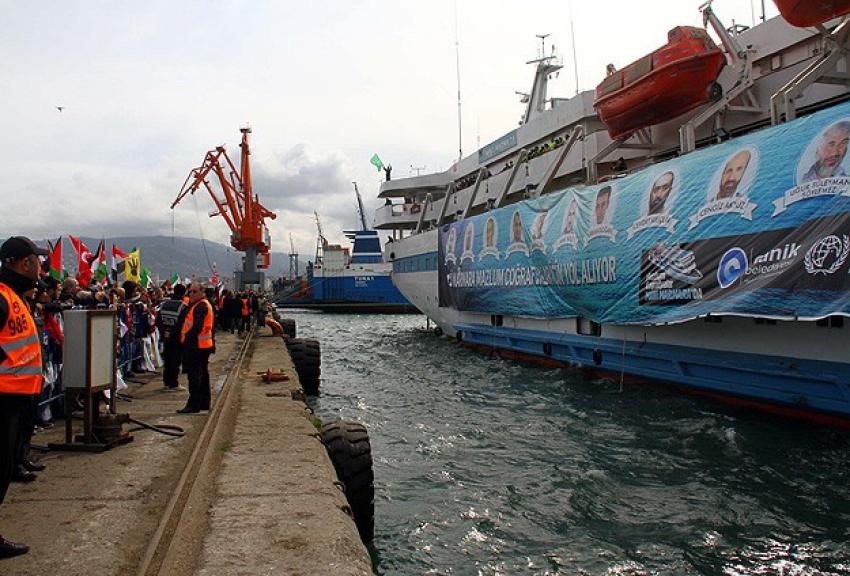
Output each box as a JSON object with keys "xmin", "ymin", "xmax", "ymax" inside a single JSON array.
[
  {"xmin": 180, "ymin": 299, "xmax": 214, "ymax": 349},
  {"xmin": 0, "ymin": 283, "xmax": 43, "ymax": 395},
  {"xmin": 241, "ymin": 298, "xmax": 249, "ymax": 316}
]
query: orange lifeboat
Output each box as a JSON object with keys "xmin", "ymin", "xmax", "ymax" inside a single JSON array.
[
  {"xmin": 773, "ymin": 0, "xmax": 850, "ymax": 27},
  {"xmin": 594, "ymin": 26, "xmax": 726, "ymax": 140}
]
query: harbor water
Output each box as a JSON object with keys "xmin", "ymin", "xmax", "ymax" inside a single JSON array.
[{"xmin": 287, "ymin": 310, "xmax": 850, "ymax": 575}]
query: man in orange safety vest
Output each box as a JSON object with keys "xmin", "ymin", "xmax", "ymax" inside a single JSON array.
[
  {"xmin": 176, "ymin": 281, "xmax": 215, "ymax": 414},
  {"xmin": 0, "ymin": 236, "xmax": 48, "ymax": 559}
]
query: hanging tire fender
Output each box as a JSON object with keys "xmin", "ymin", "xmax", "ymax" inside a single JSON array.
[{"xmin": 320, "ymin": 420, "xmax": 375, "ymax": 543}]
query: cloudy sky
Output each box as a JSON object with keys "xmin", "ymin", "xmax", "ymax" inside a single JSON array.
[{"xmin": 2, "ymin": 0, "xmax": 777, "ymax": 275}]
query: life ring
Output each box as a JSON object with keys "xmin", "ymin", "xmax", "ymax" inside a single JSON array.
[{"xmin": 266, "ymin": 318, "xmax": 283, "ymax": 336}]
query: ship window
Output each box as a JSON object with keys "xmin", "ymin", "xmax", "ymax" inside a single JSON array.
[
  {"xmin": 576, "ymin": 317, "xmax": 601, "ymax": 337},
  {"xmin": 490, "ymin": 315, "xmax": 503, "ymax": 327}
]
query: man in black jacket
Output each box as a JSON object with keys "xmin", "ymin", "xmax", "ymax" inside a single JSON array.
[{"xmin": 157, "ymin": 284, "xmax": 187, "ymax": 390}]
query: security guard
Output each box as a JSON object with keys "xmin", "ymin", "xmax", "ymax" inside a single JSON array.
[
  {"xmin": 177, "ymin": 281, "xmax": 214, "ymax": 414},
  {"xmin": 0, "ymin": 236, "xmax": 48, "ymax": 559},
  {"xmin": 157, "ymin": 283, "xmax": 187, "ymax": 389}
]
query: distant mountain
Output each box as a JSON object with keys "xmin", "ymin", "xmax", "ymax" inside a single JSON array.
[{"xmin": 38, "ymin": 236, "xmax": 288, "ymax": 284}]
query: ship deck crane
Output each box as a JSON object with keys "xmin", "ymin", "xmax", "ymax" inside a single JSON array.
[{"xmin": 171, "ymin": 127, "xmax": 277, "ymax": 289}]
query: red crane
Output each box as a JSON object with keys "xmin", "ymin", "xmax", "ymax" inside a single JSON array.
[{"xmin": 172, "ymin": 127, "xmax": 277, "ymax": 287}]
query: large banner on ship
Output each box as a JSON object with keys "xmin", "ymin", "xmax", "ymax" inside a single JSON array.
[{"xmin": 437, "ymin": 100, "xmax": 850, "ymax": 324}]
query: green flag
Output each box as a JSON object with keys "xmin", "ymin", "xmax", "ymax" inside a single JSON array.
[
  {"xmin": 141, "ymin": 266, "xmax": 152, "ymax": 289},
  {"xmin": 370, "ymin": 153, "xmax": 384, "ymax": 172},
  {"xmin": 169, "ymin": 272, "xmax": 179, "ymax": 285}
]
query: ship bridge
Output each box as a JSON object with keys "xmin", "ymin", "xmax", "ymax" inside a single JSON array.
[{"xmin": 374, "ymin": 172, "xmax": 452, "ymax": 231}]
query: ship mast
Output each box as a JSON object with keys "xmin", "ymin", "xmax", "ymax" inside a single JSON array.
[{"xmin": 522, "ymin": 35, "xmax": 563, "ymax": 125}]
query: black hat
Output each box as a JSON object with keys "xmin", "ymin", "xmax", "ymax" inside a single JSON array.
[
  {"xmin": 0, "ymin": 236, "xmax": 49, "ymax": 263},
  {"xmin": 42, "ymin": 275, "xmax": 59, "ymax": 289}
]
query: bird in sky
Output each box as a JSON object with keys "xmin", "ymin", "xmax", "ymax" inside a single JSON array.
[{"xmin": 56, "ymin": 106, "xmax": 64, "ymax": 112}]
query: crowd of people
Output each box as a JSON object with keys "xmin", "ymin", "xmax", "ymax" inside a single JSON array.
[{"xmin": 0, "ymin": 235, "xmax": 271, "ymax": 559}]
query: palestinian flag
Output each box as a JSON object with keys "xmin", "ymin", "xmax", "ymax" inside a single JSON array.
[
  {"xmin": 111, "ymin": 244, "xmax": 129, "ymax": 282},
  {"xmin": 45, "ymin": 237, "xmax": 63, "ymax": 281},
  {"xmin": 90, "ymin": 240, "xmax": 108, "ymax": 286},
  {"xmin": 68, "ymin": 235, "xmax": 93, "ymax": 288}
]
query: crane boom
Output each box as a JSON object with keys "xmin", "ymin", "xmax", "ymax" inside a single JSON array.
[
  {"xmin": 352, "ymin": 182, "xmax": 368, "ymax": 230},
  {"xmin": 172, "ymin": 128, "xmax": 278, "ymax": 286}
]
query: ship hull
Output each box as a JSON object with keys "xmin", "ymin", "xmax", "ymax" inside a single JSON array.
[
  {"xmin": 389, "ymin": 230, "xmax": 850, "ymax": 425},
  {"xmin": 276, "ymin": 269, "xmax": 417, "ymax": 313}
]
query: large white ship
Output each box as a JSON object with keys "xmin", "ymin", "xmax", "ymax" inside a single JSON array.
[{"xmin": 374, "ymin": 2, "xmax": 850, "ymax": 425}]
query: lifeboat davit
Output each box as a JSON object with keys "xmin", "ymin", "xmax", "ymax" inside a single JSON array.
[
  {"xmin": 773, "ymin": 0, "xmax": 850, "ymax": 27},
  {"xmin": 594, "ymin": 26, "xmax": 726, "ymax": 141}
]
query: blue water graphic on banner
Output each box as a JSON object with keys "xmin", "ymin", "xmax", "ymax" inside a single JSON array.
[{"xmin": 438, "ymin": 100, "xmax": 850, "ymax": 324}]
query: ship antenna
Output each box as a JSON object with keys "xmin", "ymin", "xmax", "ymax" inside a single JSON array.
[
  {"xmin": 569, "ymin": 0, "xmax": 580, "ymax": 95},
  {"xmin": 536, "ymin": 33, "xmax": 549, "ymax": 59},
  {"xmin": 454, "ymin": 0, "xmax": 463, "ymax": 162}
]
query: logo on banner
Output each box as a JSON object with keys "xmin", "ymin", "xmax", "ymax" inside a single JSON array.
[
  {"xmin": 804, "ymin": 234, "xmax": 850, "ymax": 275},
  {"xmin": 626, "ymin": 170, "xmax": 678, "ymax": 239},
  {"xmin": 717, "ymin": 248, "xmax": 748, "ymax": 288},
  {"xmin": 774, "ymin": 118, "xmax": 850, "ymax": 215},
  {"xmin": 648, "ymin": 242, "xmax": 703, "ymax": 285}
]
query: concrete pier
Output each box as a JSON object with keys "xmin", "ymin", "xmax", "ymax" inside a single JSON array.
[{"xmin": 0, "ymin": 330, "xmax": 371, "ymax": 576}]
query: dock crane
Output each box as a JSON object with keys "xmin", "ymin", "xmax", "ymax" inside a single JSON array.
[
  {"xmin": 288, "ymin": 233, "xmax": 299, "ymax": 280},
  {"xmin": 172, "ymin": 127, "xmax": 277, "ymax": 289}
]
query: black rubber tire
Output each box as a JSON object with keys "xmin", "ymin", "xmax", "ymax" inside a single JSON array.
[
  {"xmin": 434, "ymin": 326, "xmax": 443, "ymax": 337},
  {"xmin": 321, "ymin": 420, "xmax": 374, "ymax": 543},
  {"xmin": 288, "ymin": 338, "xmax": 321, "ymax": 395},
  {"xmin": 280, "ymin": 318, "xmax": 297, "ymax": 339}
]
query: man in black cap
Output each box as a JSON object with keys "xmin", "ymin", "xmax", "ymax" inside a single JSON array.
[{"xmin": 0, "ymin": 236, "xmax": 48, "ymax": 559}]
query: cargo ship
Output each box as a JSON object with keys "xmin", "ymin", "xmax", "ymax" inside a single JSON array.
[
  {"xmin": 275, "ymin": 186, "xmax": 417, "ymax": 313},
  {"xmin": 373, "ymin": 2, "xmax": 850, "ymax": 425}
]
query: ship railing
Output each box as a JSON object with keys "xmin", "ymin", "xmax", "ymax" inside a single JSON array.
[
  {"xmin": 588, "ymin": 128, "xmax": 656, "ymax": 184},
  {"xmin": 770, "ymin": 18, "xmax": 850, "ymax": 124},
  {"xmin": 679, "ymin": 1, "xmax": 763, "ymax": 153}
]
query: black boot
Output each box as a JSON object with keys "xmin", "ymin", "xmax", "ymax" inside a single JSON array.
[
  {"xmin": 23, "ymin": 460, "xmax": 45, "ymax": 472},
  {"xmin": 11, "ymin": 466, "xmax": 36, "ymax": 483},
  {"xmin": 0, "ymin": 536, "xmax": 29, "ymax": 559}
]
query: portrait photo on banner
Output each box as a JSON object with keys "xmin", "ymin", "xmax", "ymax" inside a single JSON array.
[
  {"xmin": 460, "ymin": 221, "xmax": 476, "ymax": 263},
  {"xmin": 506, "ymin": 210, "xmax": 530, "ymax": 256},
  {"xmin": 444, "ymin": 226, "xmax": 457, "ymax": 265},
  {"xmin": 478, "ymin": 216, "xmax": 501, "ymax": 260},
  {"xmin": 797, "ymin": 118, "xmax": 850, "ymax": 184}
]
